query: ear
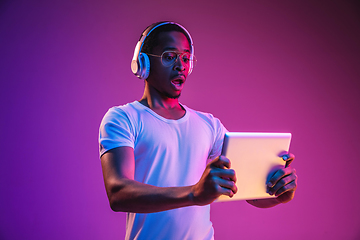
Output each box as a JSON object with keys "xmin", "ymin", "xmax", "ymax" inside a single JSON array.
[{"xmin": 138, "ymin": 52, "xmax": 150, "ymax": 79}]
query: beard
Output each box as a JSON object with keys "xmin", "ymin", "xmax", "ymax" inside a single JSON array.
[
  {"xmin": 164, "ymin": 92, "xmax": 181, "ymax": 99},
  {"xmin": 156, "ymin": 88, "xmax": 181, "ymax": 99}
]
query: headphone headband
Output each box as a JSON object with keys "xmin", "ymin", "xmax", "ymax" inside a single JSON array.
[{"xmin": 131, "ymin": 21, "xmax": 194, "ymax": 79}]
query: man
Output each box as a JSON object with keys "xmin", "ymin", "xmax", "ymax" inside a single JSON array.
[{"xmin": 99, "ymin": 22, "xmax": 297, "ymax": 240}]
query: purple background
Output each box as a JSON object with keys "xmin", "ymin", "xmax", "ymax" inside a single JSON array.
[{"xmin": 1, "ymin": 0, "xmax": 360, "ymax": 239}]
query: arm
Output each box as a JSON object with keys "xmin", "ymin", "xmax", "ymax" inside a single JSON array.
[
  {"xmin": 101, "ymin": 146, "xmax": 237, "ymax": 213},
  {"xmin": 246, "ymin": 153, "xmax": 298, "ymax": 208}
]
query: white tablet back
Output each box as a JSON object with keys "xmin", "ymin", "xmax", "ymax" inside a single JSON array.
[{"xmin": 216, "ymin": 132, "xmax": 292, "ymax": 202}]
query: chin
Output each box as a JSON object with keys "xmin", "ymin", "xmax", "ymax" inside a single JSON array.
[
  {"xmin": 163, "ymin": 92, "xmax": 181, "ymax": 99},
  {"xmin": 169, "ymin": 94, "xmax": 181, "ymax": 99}
]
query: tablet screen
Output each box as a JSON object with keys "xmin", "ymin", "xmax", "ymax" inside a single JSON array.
[{"xmin": 216, "ymin": 132, "xmax": 292, "ymax": 202}]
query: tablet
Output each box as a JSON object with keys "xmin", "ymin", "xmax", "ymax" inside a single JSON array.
[{"xmin": 216, "ymin": 132, "xmax": 292, "ymax": 202}]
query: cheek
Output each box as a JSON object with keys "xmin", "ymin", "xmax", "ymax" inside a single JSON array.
[
  {"xmin": 149, "ymin": 66, "xmax": 172, "ymax": 84},
  {"xmin": 150, "ymin": 67, "xmax": 166, "ymax": 80},
  {"xmin": 148, "ymin": 58, "xmax": 162, "ymax": 74}
]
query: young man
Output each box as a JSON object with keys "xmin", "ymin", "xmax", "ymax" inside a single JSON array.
[{"xmin": 99, "ymin": 22, "xmax": 297, "ymax": 240}]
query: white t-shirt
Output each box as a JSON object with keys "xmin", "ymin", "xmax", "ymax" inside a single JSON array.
[{"xmin": 99, "ymin": 101, "xmax": 227, "ymax": 240}]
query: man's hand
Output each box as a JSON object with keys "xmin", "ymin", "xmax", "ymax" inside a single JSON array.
[
  {"xmin": 247, "ymin": 153, "xmax": 297, "ymax": 208},
  {"xmin": 191, "ymin": 156, "xmax": 237, "ymax": 206},
  {"xmin": 267, "ymin": 153, "xmax": 297, "ymax": 203}
]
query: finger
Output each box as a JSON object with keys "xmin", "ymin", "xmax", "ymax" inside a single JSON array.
[
  {"xmin": 274, "ymin": 179, "xmax": 297, "ymax": 197},
  {"xmin": 215, "ymin": 176, "xmax": 238, "ymax": 194},
  {"xmin": 267, "ymin": 167, "xmax": 295, "ymax": 188},
  {"xmin": 214, "ymin": 180, "xmax": 238, "ymax": 197},
  {"xmin": 267, "ymin": 173, "xmax": 297, "ymax": 195},
  {"xmin": 217, "ymin": 186, "xmax": 236, "ymax": 197},
  {"xmin": 210, "ymin": 167, "xmax": 237, "ymax": 183},
  {"xmin": 210, "ymin": 155, "xmax": 231, "ymax": 169},
  {"xmin": 280, "ymin": 153, "xmax": 295, "ymax": 167}
]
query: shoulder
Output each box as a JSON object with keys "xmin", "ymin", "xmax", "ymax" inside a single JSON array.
[
  {"xmin": 102, "ymin": 101, "xmax": 142, "ymax": 122},
  {"xmin": 99, "ymin": 102, "xmax": 140, "ymax": 134},
  {"xmin": 99, "ymin": 102, "xmax": 140, "ymax": 156},
  {"xmin": 182, "ymin": 104, "xmax": 226, "ymax": 131},
  {"xmin": 183, "ymin": 104, "xmax": 214, "ymax": 119}
]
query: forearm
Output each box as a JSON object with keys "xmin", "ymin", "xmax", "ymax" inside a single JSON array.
[
  {"xmin": 106, "ymin": 178, "xmax": 195, "ymax": 213},
  {"xmin": 246, "ymin": 198, "xmax": 280, "ymax": 208},
  {"xmin": 101, "ymin": 149, "xmax": 237, "ymax": 213}
]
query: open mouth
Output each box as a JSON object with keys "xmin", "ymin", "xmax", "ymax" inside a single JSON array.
[
  {"xmin": 171, "ymin": 75, "xmax": 185, "ymax": 90},
  {"xmin": 171, "ymin": 79, "xmax": 184, "ymax": 87}
]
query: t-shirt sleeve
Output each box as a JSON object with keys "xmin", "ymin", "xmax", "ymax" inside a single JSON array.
[
  {"xmin": 208, "ymin": 117, "xmax": 228, "ymax": 160},
  {"xmin": 98, "ymin": 107, "xmax": 135, "ymax": 157}
]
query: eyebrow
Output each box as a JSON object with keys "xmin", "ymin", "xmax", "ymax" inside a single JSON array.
[{"xmin": 163, "ymin": 47, "xmax": 190, "ymax": 53}]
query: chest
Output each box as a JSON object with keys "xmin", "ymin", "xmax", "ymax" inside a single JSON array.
[
  {"xmin": 134, "ymin": 116, "xmax": 214, "ymax": 156},
  {"xmin": 133, "ymin": 118, "xmax": 215, "ymax": 186}
]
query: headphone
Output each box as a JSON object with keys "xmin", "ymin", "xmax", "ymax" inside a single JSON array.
[{"xmin": 131, "ymin": 21, "xmax": 194, "ymax": 80}]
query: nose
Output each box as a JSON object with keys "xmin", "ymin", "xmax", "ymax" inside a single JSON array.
[{"xmin": 174, "ymin": 55, "xmax": 186, "ymax": 72}]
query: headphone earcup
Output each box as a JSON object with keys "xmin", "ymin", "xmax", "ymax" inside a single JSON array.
[
  {"xmin": 138, "ymin": 52, "xmax": 150, "ymax": 79},
  {"xmin": 188, "ymin": 61, "xmax": 193, "ymax": 75}
]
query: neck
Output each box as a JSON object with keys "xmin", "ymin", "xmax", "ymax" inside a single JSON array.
[
  {"xmin": 138, "ymin": 83, "xmax": 185, "ymax": 120},
  {"xmin": 139, "ymin": 83, "xmax": 181, "ymax": 110}
]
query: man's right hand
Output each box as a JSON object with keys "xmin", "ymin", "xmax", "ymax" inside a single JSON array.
[{"xmin": 191, "ymin": 156, "xmax": 237, "ymax": 205}]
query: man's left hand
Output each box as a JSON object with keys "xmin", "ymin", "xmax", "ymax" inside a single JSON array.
[{"xmin": 266, "ymin": 153, "xmax": 298, "ymax": 203}]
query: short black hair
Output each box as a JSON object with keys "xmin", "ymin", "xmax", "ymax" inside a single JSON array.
[{"xmin": 141, "ymin": 22, "xmax": 192, "ymax": 54}]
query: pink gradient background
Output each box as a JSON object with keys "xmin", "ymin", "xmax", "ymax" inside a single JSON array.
[{"xmin": 1, "ymin": 0, "xmax": 360, "ymax": 239}]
